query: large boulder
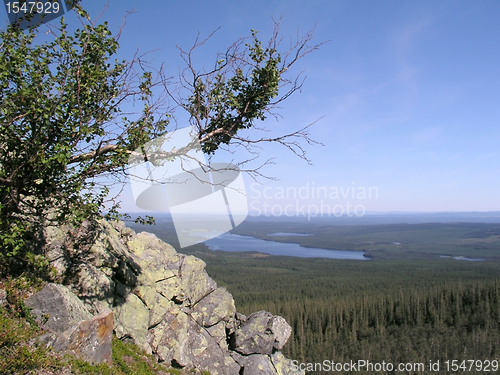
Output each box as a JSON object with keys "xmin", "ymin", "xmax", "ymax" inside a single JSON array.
[
  {"xmin": 232, "ymin": 311, "xmax": 292, "ymax": 355},
  {"xmin": 25, "ymin": 283, "xmax": 113, "ymax": 365},
  {"xmin": 190, "ymin": 287, "xmax": 236, "ymax": 327},
  {"xmin": 42, "ymin": 219, "xmax": 302, "ymax": 374},
  {"xmin": 58, "ymin": 308, "xmax": 113, "ymax": 366},
  {"xmin": 239, "ymin": 354, "xmax": 277, "ymax": 375},
  {"xmin": 25, "ymin": 283, "xmax": 92, "ymax": 333},
  {"xmin": 271, "ymin": 352, "xmax": 304, "ymax": 375},
  {"xmin": 232, "ymin": 351, "xmax": 304, "ymax": 375}
]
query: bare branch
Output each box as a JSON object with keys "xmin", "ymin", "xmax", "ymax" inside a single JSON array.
[{"xmin": 159, "ymin": 20, "xmax": 326, "ymax": 176}]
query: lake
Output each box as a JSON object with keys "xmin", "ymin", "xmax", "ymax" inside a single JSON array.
[
  {"xmin": 439, "ymin": 255, "xmax": 485, "ymax": 261},
  {"xmin": 193, "ymin": 232, "xmax": 368, "ymax": 260}
]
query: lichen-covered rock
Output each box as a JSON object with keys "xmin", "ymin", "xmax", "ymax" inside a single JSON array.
[
  {"xmin": 271, "ymin": 352, "xmax": 305, "ymax": 375},
  {"xmin": 113, "ymin": 292, "xmax": 150, "ymax": 353},
  {"xmin": 179, "ymin": 255, "xmax": 217, "ymax": 306},
  {"xmin": 271, "ymin": 315, "xmax": 293, "ymax": 350},
  {"xmin": 148, "ymin": 305, "xmax": 240, "ymax": 374},
  {"xmin": 206, "ymin": 320, "xmax": 228, "ymax": 350},
  {"xmin": 186, "ymin": 320, "xmax": 241, "ymax": 375},
  {"xmin": 43, "ymin": 224, "xmax": 74, "ymax": 277},
  {"xmin": 239, "ymin": 354, "xmax": 276, "ymax": 374},
  {"xmin": 155, "ymin": 275, "xmax": 183, "ymax": 301},
  {"xmin": 148, "ymin": 293, "xmax": 174, "ymax": 328},
  {"xmin": 190, "ymin": 287, "xmax": 235, "ymax": 327},
  {"xmin": 148, "ymin": 307, "xmax": 191, "ymax": 366},
  {"xmin": 74, "ymin": 263, "xmax": 116, "ymax": 314},
  {"xmin": 128, "ymin": 232, "xmax": 179, "ymax": 267},
  {"xmin": 41, "ymin": 220, "xmax": 300, "ymax": 374},
  {"xmin": 232, "ymin": 310, "xmax": 292, "ymax": 355}
]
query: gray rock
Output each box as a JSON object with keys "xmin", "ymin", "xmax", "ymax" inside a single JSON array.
[
  {"xmin": 0, "ymin": 288, "xmax": 6, "ymax": 306},
  {"xmin": 179, "ymin": 255, "xmax": 217, "ymax": 306},
  {"xmin": 148, "ymin": 305, "xmax": 241, "ymax": 375},
  {"xmin": 26, "ymin": 284, "xmax": 113, "ymax": 365},
  {"xmin": 36, "ymin": 309, "xmax": 113, "ymax": 365},
  {"xmin": 25, "ymin": 283, "xmax": 92, "ymax": 333},
  {"xmin": 233, "ymin": 311, "xmax": 292, "ymax": 355},
  {"xmin": 148, "ymin": 307, "xmax": 191, "ymax": 366},
  {"xmin": 40, "ymin": 219, "xmax": 300, "ymax": 373},
  {"xmin": 148, "ymin": 293, "xmax": 174, "ymax": 329},
  {"xmin": 63, "ymin": 308, "xmax": 113, "ymax": 365},
  {"xmin": 114, "ymin": 292, "xmax": 150, "ymax": 353},
  {"xmin": 232, "ymin": 351, "xmax": 304, "ymax": 375},
  {"xmin": 206, "ymin": 320, "xmax": 229, "ymax": 350},
  {"xmin": 240, "ymin": 354, "xmax": 276, "ymax": 375},
  {"xmin": 128, "ymin": 232, "xmax": 181, "ymax": 284},
  {"xmin": 271, "ymin": 315, "xmax": 292, "ymax": 350},
  {"xmin": 190, "ymin": 287, "xmax": 236, "ymax": 327},
  {"xmin": 74, "ymin": 263, "xmax": 116, "ymax": 314},
  {"xmin": 271, "ymin": 352, "xmax": 305, "ymax": 375},
  {"xmin": 186, "ymin": 320, "xmax": 241, "ymax": 375},
  {"xmin": 43, "ymin": 225, "xmax": 73, "ymax": 277},
  {"xmin": 109, "ymin": 219, "xmax": 135, "ymax": 242},
  {"xmin": 155, "ymin": 275, "xmax": 183, "ymax": 301}
]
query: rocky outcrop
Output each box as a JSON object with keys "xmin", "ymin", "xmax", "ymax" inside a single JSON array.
[
  {"xmin": 25, "ymin": 283, "xmax": 113, "ymax": 365},
  {"xmin": 231, "ymin": 311, "xmax": 292, "ymax": 355},
  {"xmin": 41, "ymin": 219, "xmax": 303, "ymax": 375}
]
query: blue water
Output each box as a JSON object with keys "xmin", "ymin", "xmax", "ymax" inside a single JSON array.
[
  {"xmin": 439, "ymin": 255, "xmax": 484, "ymax": 261},
  {"xmin": 196, "ymin": 232, "xmax": 367, "ymax": 260}
]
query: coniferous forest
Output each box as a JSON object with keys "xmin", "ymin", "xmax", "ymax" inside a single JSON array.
[
  {"xmin": 205, "ymin": 257, "xmax": 499, "ymax": 374},
  {"xmin": 127, "ymin": 219, "xmax": 500, "ymax": 374}
]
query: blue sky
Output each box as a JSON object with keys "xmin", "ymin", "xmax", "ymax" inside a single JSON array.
[{"xmin": 3, "ymin": 1, "xmax": 500, "ymax": 214}]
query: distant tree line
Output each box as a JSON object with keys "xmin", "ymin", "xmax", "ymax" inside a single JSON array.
[
  {"xmin": 194, "ymin": 253, "xmax": 500, "ymax": 375},
  {"xmin": 126, "ymin": 219, "xmax": 500, "ymax": 375}
]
